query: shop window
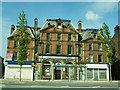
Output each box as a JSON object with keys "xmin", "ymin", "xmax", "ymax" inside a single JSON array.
[
  {"xmin": 87, "ymin": 68, "xmax": 93, "ymax": 80},
  {"xmin": 99, "ymin": 69, "xmax": 107, "ymax": 80},
  {"xmin": 43, "ymin": 62, "xmax": 51, "ymax": 76},
  {"xmin": 55, "ymin": 62, "xmax": 62, "ymax": 70},
  {"xmin": 94, "ymin": 69, "xmax": 98, "ymax": 80},
  {"xmin": 66, "ymin": 62, "xmax": 74, "ymax": 76}
]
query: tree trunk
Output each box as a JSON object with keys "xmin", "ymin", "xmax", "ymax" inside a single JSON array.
[{"xmin": 20, "ymin": 65, "xmax": 22, "ymax": 81}]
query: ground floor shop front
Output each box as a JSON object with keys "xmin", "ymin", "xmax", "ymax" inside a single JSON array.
[
  {"xmin": 4, "ymin": 59, "xmax": 110, "ymax": 81},
  {"xmin": 4, "ymin": 62, "xmax": 33, "ymax": 80},
  {"xmin": 34, "ymin": 56, "xmax": 109, "ymax": 81}
]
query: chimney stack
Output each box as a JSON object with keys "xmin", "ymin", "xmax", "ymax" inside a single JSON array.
[
  {"xmin": 11, "ymin": 25, "xmax": 15, "ymax": 34},
  {"xmin": 34, "ymin": 18, "xmax": 38, "ymax": 32},
  {"xmin": 114, "ymin": 25, "xmax": 119, "ymax": 35},
  {"xmin": 78, "ymin": 20, "xmax": 82, "ymax": 33}
]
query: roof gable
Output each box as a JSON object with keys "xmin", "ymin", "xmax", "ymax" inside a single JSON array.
[
  {"xmin": 41, "ymin": 18, "xmax": 78, "ymax": 33},
  {"xmin": 81, "ymin": 29, "xmax": 100, "ymax": 41},
  {"xmin": 8, "ymin": 26, "xmax": 35, "ymax": 39}
]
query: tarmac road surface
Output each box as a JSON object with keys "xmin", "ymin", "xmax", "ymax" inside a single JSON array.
[
  {"xmin": 0, "ymin": 79, "xmax": 120, "ymax": 90},
  {"xmin": 1, "ymin": 85, "xmax": 120, "ymax": 90}
]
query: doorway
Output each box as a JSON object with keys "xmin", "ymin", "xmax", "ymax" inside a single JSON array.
[
  {"xmin": 55, "ymin": 68, "xmax": 61, "ymax": 79},
  {"xmin": 54, "ymin": 62, "xmax": 62, "ymax": 80}
]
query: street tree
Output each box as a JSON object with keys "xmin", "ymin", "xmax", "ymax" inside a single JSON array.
[
  {"xmin": 100, "ymin": 22, "xmax": 114, "ymax": 63},
  {"xmin": 14, "ymin": 11, "xmax": 30, "ymax": 81},
  {"xmin": 100, "ymin": 22, "xmax": 114, "ymax": 81}
]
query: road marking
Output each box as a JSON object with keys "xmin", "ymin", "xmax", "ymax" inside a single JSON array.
[
  {"xmin": 92, "ymin": 86, "xmax": 101, "ymax": 88},
  {"xmin": 30, "ymin": 85, "xmax": 70, "ymax": 88}
]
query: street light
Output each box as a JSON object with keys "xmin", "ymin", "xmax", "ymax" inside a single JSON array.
[
  {"xmin": 109, "ymin": 63, "xmax": 112, "ymax": 82},
  {"xmin": 39, "ymin": 42, "xmax": 44, "ymax": 80}
]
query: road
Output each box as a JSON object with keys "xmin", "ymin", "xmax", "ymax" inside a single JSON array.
[
  {"xmin": 1, "ymin": 85, "xmax": 120, "ymax": 90},
  {"xmin": 0, "ymin": 79, "xmax": 120, "ymax": 90}
]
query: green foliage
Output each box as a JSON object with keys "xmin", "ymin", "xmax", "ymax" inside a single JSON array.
[
  {"xmin": 100, "ymin": 22, "xmax": 113, "ymax": 63},
  {"xmin": 14, "ymin": 11, "xmax": 29, "ymax": 66}
]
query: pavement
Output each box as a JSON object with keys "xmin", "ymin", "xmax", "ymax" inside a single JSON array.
[{"xmin": 0, "ymin": 79, "xmax": 120, "ymax": 90}]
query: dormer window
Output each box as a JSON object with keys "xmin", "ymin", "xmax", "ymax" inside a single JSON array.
[
  {"xmin": 57, "ymin": 23, "xmax": 62, "ymax": 29},
  {"xmin": 56, "ymin": 18, "xmax": 63, "ymax": 29},
  {"xmin": 93, "ymin": 34, "xmax": 96, "ymax": 39},
  {"xmin": 48, "ymin": 23, "xmax": 51, "ymax": 27}
]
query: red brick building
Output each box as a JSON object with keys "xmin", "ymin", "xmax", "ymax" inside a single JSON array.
[
  {"xmin": 111, "ymin": 25, "xmax": 120, "ymax": 80},
  {"xmin": 79, "ymin": 26, "xmax": 109, "ymax": 81},
  {"xmin": 4, "ymin": 18, "xmax": 41, "ymax": 80},
  {"xmin": 81, "ymin": 29, "xmax": 107, "ymax": 63},
  {"xmin": 35, "ymin": 18, "xmax": 81, "ymax": 80},
  {"xmin": 111, "ymin": 25, "xmax": 120, "ymax": 60},
  {"xmin": 5, "ymin": 18, "xmax": 110, "ymax": 81}
]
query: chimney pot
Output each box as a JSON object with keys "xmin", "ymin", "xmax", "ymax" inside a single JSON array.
[
  {"xmin": 114, "ymin": 25, "xmax": 119, "ymax": 34},
  {"xmin": 11, "ymin": 24, "xmax": 15, "ymax": 34},
  {"xmin": 78, "ymin": 20, "xmax": 82, "ymax": 33},
  {"xmin": 34, "ymin": 18, "xmax": 38, "ymax": 31}
]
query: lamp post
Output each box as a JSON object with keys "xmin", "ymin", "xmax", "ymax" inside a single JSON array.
[
  {"xmin": 39, "ymin": 42, "xmax": 44, "ymax": 80},
  {"xmin": 109, "ymin": 63, "xmax": 112, "ymax": 82},
  {"xmin": 40, "ymin": 57, "xmax": 43, "ymax": 80}
]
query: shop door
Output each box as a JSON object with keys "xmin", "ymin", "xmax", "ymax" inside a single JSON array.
[
  {"xmin": 94, "ymin": 69, "xmax": 98, "ymax": 80},
  {"xmin": 55, "ymin": 69, "xmax": 61, "ymax": 79}
]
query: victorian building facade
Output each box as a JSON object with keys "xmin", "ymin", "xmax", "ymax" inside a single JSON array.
[
  {"xmin": 4, "ymin": 18, "xmax": 41, "ymax": 80},
  {"xmin": 35, "ymin": 18, "xmax": 81, "ymax": 80},
  {"xmin": 111, "ymin": 25, "xmax": 120, "ymax": 80},
  {"xmin": 5, "ymin": 18, "xmax": 110, "ymax": 81},
  {"xmin": 80, "ymin": 28, "xmax": 109, "ymax": 81}
]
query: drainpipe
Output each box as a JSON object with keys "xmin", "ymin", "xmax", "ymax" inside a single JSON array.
[{"xmin": 109, "ymin": 63, "xmax": 112, "ymax": 82}]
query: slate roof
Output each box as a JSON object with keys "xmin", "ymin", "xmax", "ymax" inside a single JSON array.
[
  {"xmin": 81, "ymin": 28, "xmax": 100, "ymax": 41},
  {"xmin": 7, "ymin": 26, "xmax": 40, "ymax": 39},
  {"xmin": 41, "ymin": 18, "xmax": 77, "ymax": 32}
]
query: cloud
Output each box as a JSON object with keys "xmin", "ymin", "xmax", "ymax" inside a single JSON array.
[
  {"xmin": 84, "ymin": 2, "xmax": 118, "ymax": 30},
  {"xmin": 83, "ymin": 20, "xmax": 102, "ymax": 29},
  {"xmin": 85, "ymin": 11, "xmax": 101, "ymax": 21},
  {"xmin": 91, "ymin": 2, "xmax": 117, "ymax": 15}
]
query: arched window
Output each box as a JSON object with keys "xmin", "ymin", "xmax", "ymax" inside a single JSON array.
[
  {"xmin": 66, "ymin": 62, "xmax": 74, "ymax": 76},
  {"xmin": 55, "ymin": 62, "xmax": 62, "ymax": 70},
  {"xmin": 43, "ymin": 62, "xmax": 51, "ymax": 76}
]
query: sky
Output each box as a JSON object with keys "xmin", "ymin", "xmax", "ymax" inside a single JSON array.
[{"xmin": 0, "ymin": 1, "xmax": 119, "ymax": 59}]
